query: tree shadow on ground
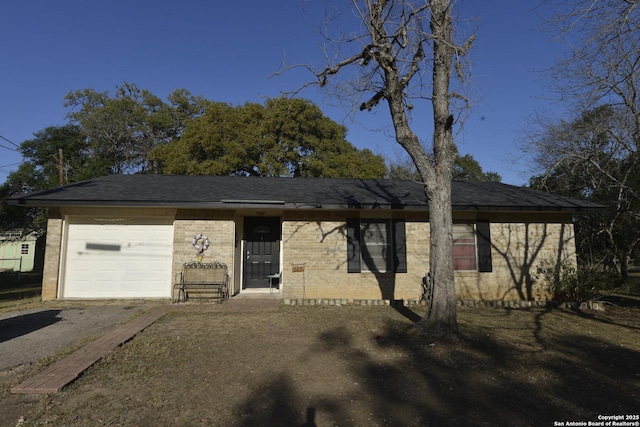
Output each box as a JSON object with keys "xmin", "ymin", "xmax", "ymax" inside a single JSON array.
[
  {"xmin": 372, "ymin": 308, "xmax": 640, "ymax": 426},
  {"xmin": 234, "ymin": 373, "xmax": 304, "ymax": 427},
  {"xmin": 553, "ymin": 304, "xmax": 640, "ymax": 333},
  {"xmin": 234, "ymin": 307, "xmax": 640, "ymax": 426},
  {"xmin": 390, "ymin": 301, "xmax": 423, "ymax": 323},
  {"xmin": 596, "ymin": 294, "xmax": 640, "ymax": 308},
  {"xmin": 0, "ymin": 310, "xmax": 61, "ymax": 343}
]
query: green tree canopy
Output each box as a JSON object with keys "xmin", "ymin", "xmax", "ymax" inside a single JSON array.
[
  {"xmin": 452, "ymin": 154, "xmax": 501, "ymax": 182},
  {"xmin": 64, "ymin": 83, "xmax": 209, "ymax": 174},
  {"xmin": 389, "ymin": 154, "xmax": 501, "ymax": 182},
  {"xmin": 0, "ymin": 124, "xmax": 97, "ymax": 233},
  {"xmin": 151, "ymin": 98, "xmax": 387, "ymax": 178}
]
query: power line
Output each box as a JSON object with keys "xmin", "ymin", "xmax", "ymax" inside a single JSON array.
[
  {"xmin": 0, "ymin": 143, "xmax": 20, "ymax": 153},
  {"xmin": 0, "ymin": 134, "xmax": 21, "ymax": 149},
  {"xmin": 0, "ymin": 162, "xmax": 21, "ymax": 168}
]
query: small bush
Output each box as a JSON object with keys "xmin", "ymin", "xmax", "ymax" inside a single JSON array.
[
  {"xmin": 616, "ymin": 275, "xmax": 640, "ymax": 295},
  {"xmin": 536, "ymin": 259, "xmax": 621, "ymax": 302}
]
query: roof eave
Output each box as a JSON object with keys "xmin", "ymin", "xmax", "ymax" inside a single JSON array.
[
  {"xmin": 8, "ymin": 199, "xmax": 430, "ymax": 211},
  {"xmin": 10, "ymin": 200, "xmax": 602, "ymax": 214},
  {"xmin": 452, "ymin": 204, "xmax": 605, "ymax": 213}
]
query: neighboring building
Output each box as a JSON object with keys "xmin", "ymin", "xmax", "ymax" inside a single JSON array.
[
  {"xmin": 0, "ymin": 231, "xmax": 40, "ymax": 273},
  {"xmin": 8, "ymin": 175, "xmax": 602, "ymax": 302}
]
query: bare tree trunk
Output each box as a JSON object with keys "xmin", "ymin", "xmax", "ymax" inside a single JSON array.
[
  {"xmin": 422, "ymin": 172, "xmax": 458, "ymax": 337},
  {"xmin": 305, "ymin": 0, "xmax": 471, "ymax": 340},
  {"xmin": 413, "ymin": 0, "xmax": 458, "ymax": 338}
]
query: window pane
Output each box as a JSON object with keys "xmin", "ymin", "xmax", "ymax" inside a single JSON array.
[
  {"xmin": 453, "ymin": 224, "xmax": 474, "ymax": 239},
  {"xmin": 362, "ymin": 221, "xmax": 386, "ymax": 243},
  {"xmin": 454, "ymin": 258, "xmax": 477, "ymax": 271},
  {"xmin": 362, "ymin": 244, "xmax": 387, "ymax": 271},
  {"xmin": 453, "ymin": 237, "xmax": 475, "ymax": 245},
  {"xmin": 361, "ymin": 220, "xmax": 389, "ymax": 273},
  {"xmin": 453, "ymin": 224, "xmax": 477, "ymax": 271},
  {"xmin": 453, "ymin": 245, "xmax": 475, "ymax": 257}
]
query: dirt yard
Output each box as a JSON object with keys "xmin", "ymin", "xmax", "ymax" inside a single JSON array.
[{"xmin": 1, "ymin": 303, "xmax": 639, "ymax": 427}]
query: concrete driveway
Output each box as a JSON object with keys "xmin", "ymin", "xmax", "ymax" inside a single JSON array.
[{"xmin": 0, "ymin": 304, "xmax": 148, "ymax": 371}]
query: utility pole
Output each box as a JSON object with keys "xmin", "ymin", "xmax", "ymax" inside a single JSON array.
[{"xmin": 58, "ymin": 149, "xmax": 63, "ymax": 186}]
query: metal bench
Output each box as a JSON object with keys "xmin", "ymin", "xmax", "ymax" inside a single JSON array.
[{"xmin": 174, "ymin": 261, "xmax": 229, "ymax": 302}]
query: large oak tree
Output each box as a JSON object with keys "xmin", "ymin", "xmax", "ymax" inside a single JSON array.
[
  {"xmin": 64, "ymin": 83, "xmax": 209, "ymax": 174},
  {"xmin": 152, "ymin": 97, "xmax": 387, "ymax": 178}
]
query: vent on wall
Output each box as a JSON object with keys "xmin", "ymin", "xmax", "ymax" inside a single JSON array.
[{"xmin": 91, "ymin": 218, "xmax": 131, "ymax": 222}]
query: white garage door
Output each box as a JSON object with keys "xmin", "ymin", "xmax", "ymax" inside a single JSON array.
[{"xmin": 62, "ymin": 219, "xmax": 174, "ymax": 298}]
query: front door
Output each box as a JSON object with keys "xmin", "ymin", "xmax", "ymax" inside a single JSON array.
[{"xmin": 243, "ymin": 217, "xmax": 280, "ymax": 289}]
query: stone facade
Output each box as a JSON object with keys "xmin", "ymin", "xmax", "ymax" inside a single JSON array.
[{"xmin": 41, "ymin": 213, "xmax": 63, "ymax": 300}]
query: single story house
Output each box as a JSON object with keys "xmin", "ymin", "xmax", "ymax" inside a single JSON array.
[{"xmin": 8, "ymin": 175, "xmax": 602, "ymax": 302}]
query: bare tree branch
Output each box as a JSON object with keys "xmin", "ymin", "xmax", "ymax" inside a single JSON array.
[{"xmin": 282, "ymin": 0, "xmax": 475, "ymax": 339}]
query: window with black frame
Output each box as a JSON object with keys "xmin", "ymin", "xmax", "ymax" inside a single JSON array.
[
  {"xmin": 360, "ymin": 220, "xmax": 391, "ymax": 272},
  {"xmin": 347, "ymin": 218, "xmax": 407, "ymax": 274}
]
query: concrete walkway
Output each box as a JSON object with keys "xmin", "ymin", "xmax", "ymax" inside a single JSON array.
[{"xmin": 10, "ymin": 298, "xmax": 280, "ymax": 394}]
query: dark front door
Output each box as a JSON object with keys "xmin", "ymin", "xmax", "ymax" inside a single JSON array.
[{"xmin": 243, "ymin": 217, "xmax": 281, "ymax": 289}]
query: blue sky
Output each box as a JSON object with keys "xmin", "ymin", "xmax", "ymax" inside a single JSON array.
[{"xmin": 0, "ymin": 0, "xmax": 564, "ymax": 185}]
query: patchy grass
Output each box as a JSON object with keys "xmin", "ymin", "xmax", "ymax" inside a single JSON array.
[
  {"xmin": 619, "ymin": 272, "xmax": 640, "ymax": 295},
  {"xmin": 3, "ymin": 304, "xmax": 639, "ymax": 427},
  {"xmin": 0, "ymin": 272, "xmax": 42, "ymax": 312}
]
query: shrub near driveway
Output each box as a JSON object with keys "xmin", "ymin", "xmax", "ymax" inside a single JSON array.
[{"xmin": 16, "ymin": 305, "xmax": 640, "ymax": 427}]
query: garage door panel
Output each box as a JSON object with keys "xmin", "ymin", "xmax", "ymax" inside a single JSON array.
[{"xmin": 63, "ymin": 221, "xmax": 173, "ymax": 298}]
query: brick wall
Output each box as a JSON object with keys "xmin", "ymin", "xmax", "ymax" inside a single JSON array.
[
  {"xmin": 455, "ymin": 221, "xmax": 576, "ymax": 301},
  {"xmin": 281, "ymin": 211, "xmax": 577, "ymax": 302},
  {"xmin": 281, "ymin": 211, "xmax": 428, "ymax": 300},
  {"xmin": 172, "ymin": 210, "xmax": 235, "ymax": 299}
]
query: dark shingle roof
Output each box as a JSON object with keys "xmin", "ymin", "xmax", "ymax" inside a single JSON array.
[{"xmin": 8, "ymin": 174, "xmax": 604, "ymax": 213}]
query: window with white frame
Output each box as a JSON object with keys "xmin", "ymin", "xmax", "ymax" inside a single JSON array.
[
  {"xmin": 347, "ymin": 218, "xmax": 407, "ymax": 274},
  {"xmin": 453, "ymin": 224, "xmax": 477, "ymax": 271},
  {"xmin": 21, "ymin": 244, "xmax": 29, "ymax": 255},
  {"xmin": 360, "ymin": 220, "xmax": 391, "ymax": 272},
  {"xmin": 453, "ymin": 222, "xmax": 493, "ymax": 273}
]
